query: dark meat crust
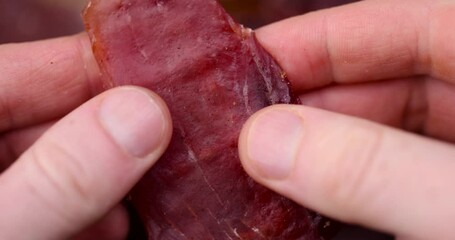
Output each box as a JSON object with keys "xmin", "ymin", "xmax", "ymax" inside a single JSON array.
[{"xmin": 84, "ymin": 0, "xmax": 332, "ymax": 239}]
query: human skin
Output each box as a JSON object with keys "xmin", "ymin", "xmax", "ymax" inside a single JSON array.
[
  {"xmin": 0, "ymin": 0, "xmax": 454, "ymax": 239},
  {"xmin": 239, "ymin": 0, "xmax": 455, "ymax": 240},
  {"xmin": 0, "ymin": 35, "xmax": 173, "ymax": 239}
]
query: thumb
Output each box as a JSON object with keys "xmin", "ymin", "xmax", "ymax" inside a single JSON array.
[
  {"xmin": 239, "ymin": 105, "xmax": 455, "ymax": 239},
  {"xmin": 0, "ymin": 87, "xmax": 172, "ymax": 240}
]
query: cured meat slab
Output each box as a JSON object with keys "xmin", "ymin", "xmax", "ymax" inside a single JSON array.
[{"xmin": 84, "ymin": 0, "xmax": 333, "ymax": 239}]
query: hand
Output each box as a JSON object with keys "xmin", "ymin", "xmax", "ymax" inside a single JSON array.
[
  {"xmin": 239, "ymin": 0, "xmax": 455, "ymax": 239},
  {"xmin": 0, "ymin": 35, "xmax": 172, "ymax": 239}
]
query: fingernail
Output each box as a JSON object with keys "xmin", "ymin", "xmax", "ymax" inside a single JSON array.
[
  {"xmin": 99, "ymin": 88, "xmax": 166, "ymax": 158},
  {"xmin": 246, "ymin": 109, "xmax": 304, "ymax": 180}
]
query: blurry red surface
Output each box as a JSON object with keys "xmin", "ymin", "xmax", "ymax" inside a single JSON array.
[{"xmin": 0, "ymin": 0, "xmax": 83, "ymax": 43}]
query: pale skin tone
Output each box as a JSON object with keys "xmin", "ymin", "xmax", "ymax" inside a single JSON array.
[{"xmin": 0, "ymin": 0, "xmax": 454, "ymax": 239}]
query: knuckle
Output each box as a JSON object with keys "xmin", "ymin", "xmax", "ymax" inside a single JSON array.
[
  {"xmin": 26, "ymin": 140, "xmax": 94, "ymax": 224},
  {"xmin": 318, "ymin": 122, "xmax": 384, "ymax": 214}
]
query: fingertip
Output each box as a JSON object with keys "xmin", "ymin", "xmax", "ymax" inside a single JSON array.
[
  {"xmin": 99, "ymin": 86, "xmax": 173, "ymax": 161},
  {"xmin": 239, "ymin": 105, "xmax": 305, "ymax": 181}
]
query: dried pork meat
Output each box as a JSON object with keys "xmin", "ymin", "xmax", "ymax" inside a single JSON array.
[{"xmin": 84, "ymin": 0, "xmax": 333, "ymax": 239}]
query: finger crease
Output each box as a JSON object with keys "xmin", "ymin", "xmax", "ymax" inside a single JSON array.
[
  {"xmin": 28, "ymin": 144, "xmax": 85, "ymax": 228},
  {"xmin": 416, "ymin": 2, "xmax": 432, "ymax": 75},
  {"xmin": 335, "ymin": 125, "xmax": 384, "ymax": 217},
  {"xmin": 322, "ymin": 14, "xmax": 337, "ymax": 85}
]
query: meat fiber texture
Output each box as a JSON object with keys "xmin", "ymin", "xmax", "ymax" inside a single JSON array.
[{"xmin": 84, "ymin": 0, "xmax": 332, "ymax": 239}]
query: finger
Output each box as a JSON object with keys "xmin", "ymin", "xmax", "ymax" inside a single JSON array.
[
  {"xmin": 1, "ymin": 127, "xmax": 131, "ymax": 240},
  {"xmin": 299, "ymin": 76, "xmax": 455, "ymax": 142},
  {"xmin": 256, "ymin": 0, "xmax": 455, "ymax": 91},
  {"xmin": 0, "ymin": 33, "xmax": 101, "ymax": 132},
  {"xmin": 239, "ymin": 105, "xmax": 455, "ymax": 239},
  {"xmin": 299, "ymin": 78, "xmax": 420, "ymax": 129},
  {"xmin": 0, "ymin": 87, "xmax": 173, "ymax": 240},
  {"xmin": 72, "ymin": 205, "xmax": 129, "ymax": 240}
]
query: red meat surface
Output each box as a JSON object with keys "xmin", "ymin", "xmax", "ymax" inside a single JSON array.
[{"xmin": 84, "ymin": 0, "xmax": 333, "ymax": 239}]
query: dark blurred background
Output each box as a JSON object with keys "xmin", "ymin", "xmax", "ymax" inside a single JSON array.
[
  {"xmin": 0, "ymin": 0, "xmax": 393, "ymax": 239},
  {"xmin": 0, "ymin": 0, "xmax": 85, "ymax": 43},
  {"xmin": 0, "ymin": 0, "xmax": 358, "ymax": 44}
]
